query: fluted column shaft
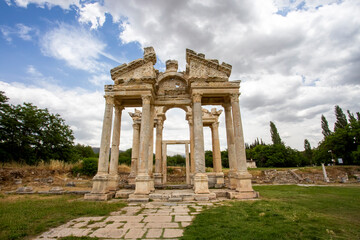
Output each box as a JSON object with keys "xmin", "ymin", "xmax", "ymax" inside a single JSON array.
[
  {"xmin": 223, "ymin": 103, "xmax": 237, "ymax": 172},
  {"xmin": 185, "ymin": 143, "xmax": 190, "ymax": 184},
  {"xmin": 155, "ymin": 121, "xmax": 163, "ymax": 174},
  {"xmin": 138, "ymin": 95, "xmax": 151, "ymax": 174},
  {"xmin": 109, "ymin": 105, "xmax": 123, "ymax": 176},
  {"xmin": 148, "ymin": 105, "xmax": 155, "ymax": 176},
  {"xmin": 130, "ymin": 123, "xmax": 140, "ymax": 177},
  {"xmin": 211, "ymin": 122, "xmax": 222, "ymax": 173},
  {"xmin": 97, "ymin": 97, "xmax": 114, "ymax": 175},
  {"xmin": 231, "ymin": 94, "xmax": 247, "ymax": 172},
  {"xmin": 189, "ymin": 119, "xmax": 195, "ymax": 173},
  {"xmin": 192, "ymin": 94, "xmax": 205, "ymax": 173}
]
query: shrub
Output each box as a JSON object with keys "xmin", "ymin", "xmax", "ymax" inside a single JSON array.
[{"xmin": 72, "ymin": 158, "xmax": 98, "ymax": 177}]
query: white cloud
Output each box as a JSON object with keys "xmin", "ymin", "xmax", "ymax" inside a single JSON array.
[
  {"xmin": 40, "ymin": 23, "xmax": 115, "ymax": 73},
  {"xmin": 9, "ymin": 0, "xmax": 78, "ymax": 9},
  {"xmin": 78, "ymin": 2, "xmax": 106, "ymax": 30},
  {"xmin": 0, "ymin": 23, "xmax": 37, "ymax": 42}
]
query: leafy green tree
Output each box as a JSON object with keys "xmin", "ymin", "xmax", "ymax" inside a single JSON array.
[
  {"xmin": 205, "ymin": 150, "xmax": 213, "ymax": 167},
  {"xmin": 167, "ymin": 154, "xmax": 185, "ymax": 166},
  {"xmin": 118, "ymin": 148, "xmax": 132, "ymax": 165},
  {"xmin": 321, "ymin": 115, "xmax": 331, "ymax": 138},
  {"xmin": 334, "ymin": 105, "xmax": 348, "ymax": 131},
  {"xmin": 315, "ymin": 107, "xmax": 360, "ymax": 165},
  {"xmin": 74, "ymin": 144, "xmax": 95, "ymax": 158},
  {"xmin": 221, "ymin": 149, "xmax": 229, "ymax": 168},
  {"xmin": 0, "ymin": 93, "xmax": 75, "ymax": 164},
  {"xmin": 304, "ymin": 139, "xmax": 313, "ymax": 165},
  {"xmin": 270, "ymin": 121, "xmax": 283, "ymax": 145}
]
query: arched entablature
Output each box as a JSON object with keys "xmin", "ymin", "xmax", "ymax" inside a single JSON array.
[
  {"xmin": 162, "ymin": 105, "xmax": 190, "ymax": 115},
  {"xmin": 156, "ymin": 73, "xmax": 189, "ymax": 96}
]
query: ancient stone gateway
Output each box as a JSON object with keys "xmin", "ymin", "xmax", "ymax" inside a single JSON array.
[{"xmin": 85, "ymin": 47, "xmax": 257, "ymax": 201}]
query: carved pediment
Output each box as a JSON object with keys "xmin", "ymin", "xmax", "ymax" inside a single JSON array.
[
  {"xmin": 186, "ymin": 49, "xmax": 232, "ymax": 81},
  {"xmin": 110, "ymin": 47, "xmax": 157, "ymax": 84}
]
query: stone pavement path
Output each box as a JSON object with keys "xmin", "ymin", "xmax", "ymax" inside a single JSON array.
[{"xmin": 35, "ymin": 201, "xmax": 216, "ymax": 239}]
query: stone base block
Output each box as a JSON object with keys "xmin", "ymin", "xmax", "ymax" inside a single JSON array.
[
  {"xmin": 235, "ymin": 171, "xmax": 254, "ymax": 193},
  {"xmin": 154, "ymin": 173, "xmax": 163, "ymax": 185},
  {"xmin": 228, "ymin": 170, "xmax": 238, "ymax": 190},
  {"xmin": 128, "ymin": 175, "xmax": 136, "ymax": 185},
  {"xmin": 193, "ymin": 173, "xmax": 210, "ymax": 194},
  {"xmin": 107, "ymin": 174, "xmax": 120, "ymax": 192},
  {"xmin": 84, "ymin": 192, "xmax": 114, "ymax": 201},
  {"xmin": 134, "ymin": 174, "xmax": 151, "ymax": 195},
  {"xmin": 115, "ymin": 189, "xmax": 133, "ymax": 199},
  {"xmin": 227, "ymin": 191, "xmax": 259, "ymax": 199},
  {"xmin": 88, "ymin": 174, "xmax": 109, "ymax": 197},
  {"xmin": 194, "ymin": 193, "xmax": 216, "ymax": 201}
]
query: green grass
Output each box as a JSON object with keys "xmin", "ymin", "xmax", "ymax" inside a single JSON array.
[
  {"xmin": 0, "ymin": 194, "xmax": 126, "ymax": 240},
  {"xmin": 182, "ymin": 185, "xmax": 360, "ymax": 240}
]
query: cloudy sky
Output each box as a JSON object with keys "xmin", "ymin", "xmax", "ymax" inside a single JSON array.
[{"xmin": 1, "ymin": 0, "xmax": 359, "ymax": 155}]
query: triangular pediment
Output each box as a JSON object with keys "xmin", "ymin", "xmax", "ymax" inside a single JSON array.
[{"xmin": 186, "ymin": 49, "xmax": 232, "ymax": 81}]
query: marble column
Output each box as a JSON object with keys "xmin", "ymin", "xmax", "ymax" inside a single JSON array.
[
  {"xmin": 230, "ymin": 93, "xmax": 254, "ymax": 193},
  {"xmin": 189, "ymin": 118, "xmax": 195, "ymax": 174},
  {"xmin": 134, "ymin": 95, "xmax": 152, "ymax": 195},
  {"xmin": 211, "ymin": 121, "xmax": 224, "ymax": 187},
  {"xmin": 148, "ymin": 105, "xmax": 155, "ymax": 191},
  {"xmin": 185, "ymin": 143, "xmax": 191, "ymax": 184},
  {"xmin": 128, "ymin": 123, "xmax": 140, "ymax": 185},
  {"xmin": 154, "ymin": 120, "xmax": 163, "ymax": 184},
  {"xmin": 192, "ymin": 93, "xmax": 209, "ymax": 194},
  {"xmin": 223, "ymin": 102, "xmax": 237, "ymax": 189},
  {"xmin": 162, "ymin": 142, "xmax": 167, "ymax": 184},
  {"xmin": 85, "ymin": 96, "xmax": 114, "ymax": 200},
  {"xmin": 108, "ymin": 105, "xmax": 124, "ymax": 191}
]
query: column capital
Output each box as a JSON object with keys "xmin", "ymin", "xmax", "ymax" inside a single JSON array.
[
  {"xmin": 230, "ymin": 93, "xmax": 240, "ymax": 103},
  {"xmin": 104, "ymin": 95, "xmax": 115, "ymax": 105},
  {"xmin": 222, "ymin": 102, "xmax": 231, "ymax": 109},
  {"xmin": 192, "ymin": 93, "xmax": 202, "ymax": 103},
  {"xmin": 114, "ymin": 105, "xmax": 125, "ymax": 111},
  {"xmin": 141, "ymin": 94, "xmax": 152, "ymax": 104}
]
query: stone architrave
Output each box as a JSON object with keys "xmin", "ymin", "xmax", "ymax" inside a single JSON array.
[{"xmin": 88, "ymin": 47, "xmax": 257, "ymax": 201}]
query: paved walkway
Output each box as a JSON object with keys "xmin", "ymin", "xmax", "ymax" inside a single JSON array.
[{"xmin": 36, "ymin": 201, "xmax": 217, "ymax": 239}]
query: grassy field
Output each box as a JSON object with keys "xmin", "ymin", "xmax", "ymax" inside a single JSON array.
[
  {"xmin": 0, "ymin": 194, "xmax": 126, "ymax": 240},
  {"xmin": 182, "ymin": 185, "xmax": 360, "ymax": 240}
]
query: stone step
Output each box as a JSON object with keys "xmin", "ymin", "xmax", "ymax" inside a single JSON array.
[
  {"xmin": 168, "ymin": 197, "xmax": 182, "ymax": 202},
  {"xmin": 127, "ymin": 198, "xmax": 149, "ymax": 203}
]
